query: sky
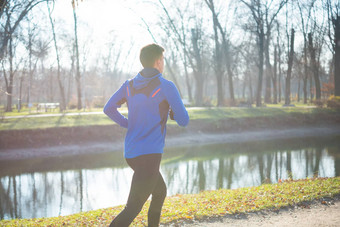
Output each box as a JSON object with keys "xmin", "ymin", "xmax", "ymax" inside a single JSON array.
[
  {"xmin": 37, "ymin": 0, "xmax": 160, "ymax": 73},
  {"xmin": 27, "ymin": 0, "xmax": 333, "ymax": 75}
]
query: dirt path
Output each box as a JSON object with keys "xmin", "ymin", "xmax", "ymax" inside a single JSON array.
[{"xmin": 176, "ymin": 198, "xmax": 340, "ymax": 227}]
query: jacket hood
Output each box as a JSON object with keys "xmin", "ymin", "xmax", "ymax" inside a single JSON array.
[{"xmin": 133, "ymin": 68, "xmax": 162, "ymax": 90}]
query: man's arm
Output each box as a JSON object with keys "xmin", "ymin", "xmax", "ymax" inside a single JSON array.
[
  {"xmin": 164, "ymin": 81, "xmax": 189, "ymax": 127},
  {"xmin": 103, "ymin": 81, "xmax": 128, "ymax": 128}
]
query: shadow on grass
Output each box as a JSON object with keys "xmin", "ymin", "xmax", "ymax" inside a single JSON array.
[
  {"xmin": 7, "ymin": 118, "xmax": 22, "ymax": 130},
  {"xmin": 55, "ymin": 114, "xmax": 66, "ymax": 127}
]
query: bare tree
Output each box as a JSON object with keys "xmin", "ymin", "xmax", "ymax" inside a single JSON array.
[
  {"xmin": 273, "ymin": 43, "xmax": 278, "ymax": 104},
  {"xmin": 238, "ymin": 38, "xmax": 258, "ymax": 104},
  {"xmin": 205, "ymin": 0, "xmax": 225, "ymax": 106},
  {"xmin": 0, "ymin": 0, "xmax": 48, "ymax": 61},
  {"xmin": 308, "ymin": 32, "xmax": 321, "ymax": 100},
  {"xmin": 26, "ymin": 23, "xmax": 37, "ymax": 111},
  {"xmin": 177, "ymin": 7, "xmax": 194, "ymax": 103},
  {"xmin": 325, "ymin": 0, "xmax": 340, "ymax": 96},
  {"xmin": 205, "ymin": 0, "xmax": 236, "ymax": 106},
  {"xmin": 47, "ymin": 1, "xmax": 66, "ymax": 111},
  {"xmin": 157, "ymin": 0, "xmax": 206, "ymax": 105},
  {"xmin": 1, "ymin": 0, "xmax": 48, "ymax": 111},
  {"xmin": 3, "ymin": 25, "xmax": 25, "ymax": 112},
  {"xmin": 297, "ymin": 0, "xmax": 315, "ymax": 104},
  {"xmin": 168, "ymin": 3, "xmax": 194, "ymax": 103},
  {"xmin": 239, "ymin": 0, "xmax": 287, "ymax": 107},
  {"xmin": 190, "ymin": 27, "xmax": 205, "ymax": 106},
  {"xmin": 72, "ymin": 0, "xmax": 82, "ymax": 110},
  {"xmin": 263, "ymin": 3, "xmax": 286, "ymax": 104},
  {"xmin": 25, "ymin": 21, "xmax": 45, "ymax": 112},
  {"xmin": 4, "ymin": 31, "xmax": 15, "ymax": 112},
  {"xmin": 285, "ymin": 28, "xmax": 295, "ymax": 105}
]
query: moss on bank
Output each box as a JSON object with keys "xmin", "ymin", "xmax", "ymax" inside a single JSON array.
[{"xmin": 1, "ymin": 177, "xmax": 339, "ymax": 226}]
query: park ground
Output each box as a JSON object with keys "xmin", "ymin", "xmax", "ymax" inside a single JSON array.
[
  {"xmin": 0, "ymin": 106, "xmax": 339, "ymax": 226},
  {"xmin": 1, "ymin": 106, "xmax": 340, "ymax": 159}
]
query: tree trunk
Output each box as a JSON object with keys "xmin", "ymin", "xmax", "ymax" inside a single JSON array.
[
  {"xmin": 256, "ymin": 30, "xmax": 265, "ymax": 107},
  {"xmin": 297, "ymin": 76, "xmax": 301, "ymax": 102},
  {"xmin": 5, "ymin": 34, "xmax": 14, "ymax": 112},
  {"xmin": 67, "ymin": 44, "xmax": 75, "ymax": 106},
  {"xmin": 273, "ymin": 45, "xmax": 278, "ymax": 104},
  {"xmin": 27, "ymin": 28, "xmax": 32, "ymax": 109},
  {"xmin": 49, "ymin": 68, "xmax": 54, "ymax": 102},
  {"xmin": 194, "ymin": 72, "xmax": 204, "ymax": 106},
  {"xmin": 164, "ymin": 58, "xmax": 182, "ymax": 97},
  {"xmin": 206, "ymin": 0, "xmax": 225, "ymax": 106},
  {"xmin": 221, "ymin": 34, "xmax": 235, "ymax": 105},
  {"xmin": 184, "ymin": 54, "xmax": 193, "ymax": 103},
  {"xmin": 334, "ymin": 16, "xmax": 340, "ymax": 96},
  {"xmin": 285, "ymin": 28, "xmax": 295, "ymax": 105},
  {"xmin": 303, "ymin": 37, "xmax": 308, "ymax": 104},
  {"xmin": 278, "ymin": 43, "xmax": 282, "ymax": 103},
  {"xmin": 191, "ymin": 29, "xmax": 204, "ymax": 106},
  {"xmin": 18, "ymin": 75, "xmax": 24, "ymax": 112},
  {"xmin": 309, "ymin": 71, "xmax": 314, "ymax": 102},
  {"xmin": 216, "ymin": 74, "xmax": 224, "ymax": 106},
  {"xmin": 308, "ymin": 33, "xmax": 321, "ymax": 100},
  {"xmin": 205, "ymin": 0, "xmax": 234, "ymax": 105},
  {"xmin": 248, "ymin": 71, "xmax": 253, "ymax": 104},
  {"xmin": 242, "ymin": 78, "xmax": 246, "ymax": 99},
  {"xmin": 226, "ymin": 62, "xmax": 235, "ymax": 104},
  {"xmin": 264, "ymin": 36, "xmax": 272, "ymax": 103},
  {"xmin": 72, "ymin": 2, "xmax": 82, "ymax": 110}
]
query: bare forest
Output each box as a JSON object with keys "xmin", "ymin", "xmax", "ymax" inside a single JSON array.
[{"xmin": 0, "ymin": 0, "xmax": 339, "ymax": 112}]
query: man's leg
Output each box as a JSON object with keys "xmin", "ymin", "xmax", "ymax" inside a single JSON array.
[
  {"xmin": 109, "ymin": 171, "xmax": 156, "ymax": 226},
  {"xmin": 148, "ymin": 173, "xmax": 167, "ymax": 227},
  {"xmin": 110, "ymin": 154, "xmax": 162, "ymax": 227}
]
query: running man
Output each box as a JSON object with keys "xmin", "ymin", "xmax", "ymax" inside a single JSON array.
[{"xmin": 104, "ymin": 43, "xmax": 189, "ymax": 227}]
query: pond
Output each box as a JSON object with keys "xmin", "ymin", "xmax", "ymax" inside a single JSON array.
[{"xmin": 0, "ymin": 136, "xmax": 339, "ymax": 220}]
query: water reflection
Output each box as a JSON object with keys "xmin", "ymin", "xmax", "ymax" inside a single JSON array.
[{"xmin": 0, "ymin": 136, "xmax": 339, "ymax": 220}]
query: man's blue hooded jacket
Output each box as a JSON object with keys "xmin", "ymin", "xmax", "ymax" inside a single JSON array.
[{"xmin": 104, "ymin": 68, "xmax": 189, "ymax": 158}]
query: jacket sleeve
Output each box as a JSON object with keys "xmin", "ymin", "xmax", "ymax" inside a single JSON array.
[
  {"xmin": 103, "ymin": 81, "xmax": 128, "ymax": 128},
  {"xmin": 164, "ymin": 81, "xmax": 189, "ymax": 127}
]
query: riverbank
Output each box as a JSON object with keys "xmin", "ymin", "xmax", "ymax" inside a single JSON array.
[
  {"xmin": 0, "ymin": 108, "xmax": 339, "ymax": 160},
  {"xmin": 1, "ymin": 125, "xmax": 339, "ymax": 161},
  {"xmin": 1, "ymin": 177, "xmax": 339, "ymax": 226}
]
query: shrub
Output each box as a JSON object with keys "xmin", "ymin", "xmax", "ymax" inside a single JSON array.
[
  {"xmin": 327, "ymin": 96, "xmax": 340, "ymax": 109},
  {"xmin": 92, "ymin": 96, "xmax": 105, "ymax": 108},
  {"xmin": 237, "ymin": 99, "xmax": 253, "ymax": 108},
  {"xmin": 68, "ymin": 95, "xmax": 78, "ymax": 109},
  {"xmin": 312, "ymin": 99, "xmax": 325, "ymax": 108}
]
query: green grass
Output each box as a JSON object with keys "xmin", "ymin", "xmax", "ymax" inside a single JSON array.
[
  {"xmin": 0, "ymin": 101, "xmax": 315, "ymax": 116},
  {"xmin": 0, "ymin": 114, "xmax": 115, "ymax": 130},
  {"xmin": 0, "ymin": 107, "xmax": 338, "ymax": 131},
  {"xmin": 1, "ymin": 107, "xmax": 105, "ymax": 117},
  {"xmin": 1, "ymin": 177, "xmax": 339, "ymax": 226}
]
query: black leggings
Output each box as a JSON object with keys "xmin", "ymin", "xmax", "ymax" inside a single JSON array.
[{"xmin": 109, "ymin": 153, "xmax": 167, "ymax": 227}]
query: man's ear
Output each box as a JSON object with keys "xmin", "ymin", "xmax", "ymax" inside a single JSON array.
[
  {"xmin": 155, "ymin": 58, "xmax": 161, "ymax": 68},
  {"xmin": 153, "ymin": 59, "xmax": 159, "ymax": 68}
]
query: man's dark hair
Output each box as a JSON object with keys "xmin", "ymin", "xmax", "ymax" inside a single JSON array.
[{"xmin": 140, "ymin": 44, "xmax": 164, "ymax": 68}]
